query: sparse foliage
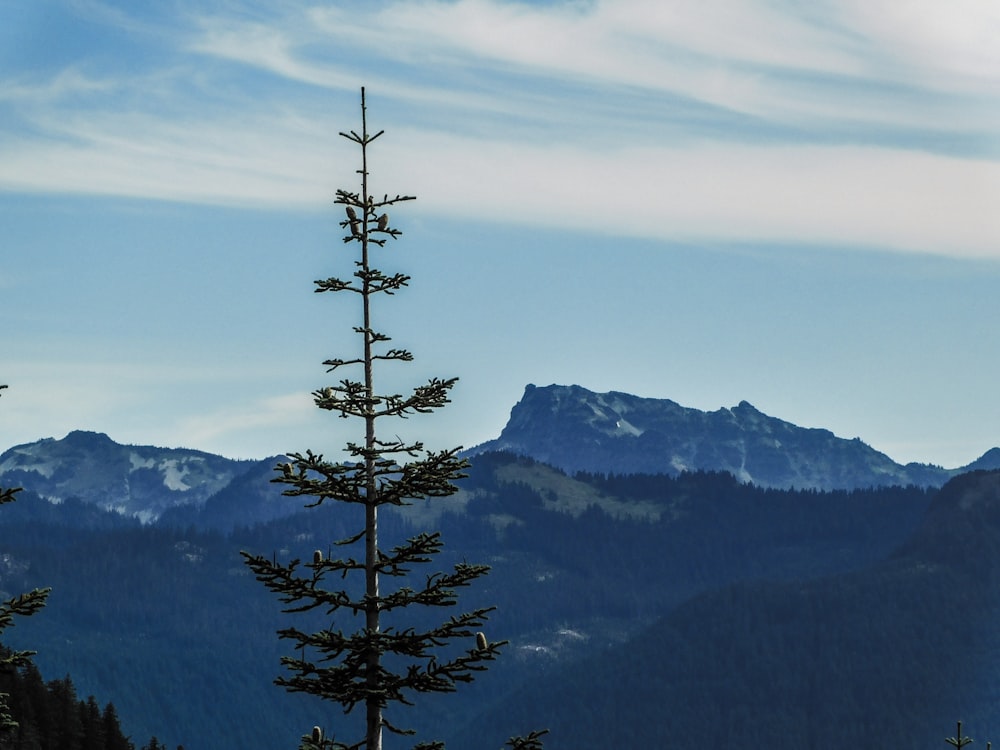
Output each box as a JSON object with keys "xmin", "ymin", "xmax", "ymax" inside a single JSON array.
[
  {"xmin": 0, "ymin": 385, "xmax": 52, "ymax": 734},
  {"xmin": 946, "ymin": 721, "xmax": 982, "ymax": 750},
  {"xmin": 242, "ymin": 90, "xmax": 542, "ymax": 750},
  {"xmin": 503, "ymin": 730, "xmax": 548, "ymax": 750}
]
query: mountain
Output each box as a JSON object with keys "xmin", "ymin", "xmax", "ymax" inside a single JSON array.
[
  {"xmin": 469, "ymin": 383, "xmax": 992, "ymax": 490},
  {"xmin": 0, "ymin": 430, "xmax": 256, "ymax": 523},
  {"xmin": 156, "ymin": 456, "xmax": 304, "ymax": 532},
  {"xmin": 962, "ymin": 446, "xmax": 1000, "ymax": 473},
  {"xmin": 0, "ymin": 450, "xmax": 937, "ymax": 749},
  {"xmin": 7, "ymin": 398, "xmax": 999, "ymax": 748},
  {"xmin": 451, "ymin": 469, "xmax": 1000, "ymax": 750},
  {"xmin": 4, "ymin": 385, "xmax": 993, "ymax": 529}
]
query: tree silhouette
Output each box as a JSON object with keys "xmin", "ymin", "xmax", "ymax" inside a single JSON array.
[
  {"xmin": 242, "ymin": 90, "xmax": 543, "ymax": 750},
  {"xmin": 0, "ymin": 385, "xmax": 51, "ymax": 734},
  {"xmin": 946, "ymin": 720, "xmax": 984, "ymax": 750}
]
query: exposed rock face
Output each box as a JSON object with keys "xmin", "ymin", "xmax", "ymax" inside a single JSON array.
[{"xmin": 468, "ymin": 384, "xmax": 975, "ymax": 490}]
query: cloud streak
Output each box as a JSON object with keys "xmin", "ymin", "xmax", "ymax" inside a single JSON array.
[
  {"xmin": 383, "ymin": 133, "xmax": 1000, "ymax": 256},
  {"xmin": 2, "ymin": 0, "xmax": 999, "ymax": 257}
]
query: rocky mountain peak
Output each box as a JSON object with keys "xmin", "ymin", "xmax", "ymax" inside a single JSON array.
[
  {"xmin": 468, "ymin": 383, "xmax": 975, "ymax": 491},
  {"xmin": 63, "ymin": 429, "xmax": 115, "ymax": 444}
]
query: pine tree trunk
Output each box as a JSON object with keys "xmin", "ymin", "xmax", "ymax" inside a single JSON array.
[{"xmin": 360, "ymin": 90, "xmax": 382, "ymax": 750}]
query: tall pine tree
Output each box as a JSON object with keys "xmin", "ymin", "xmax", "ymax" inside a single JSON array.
[
  {"xmin": 242, "ymin": 90, "xmax": 544, "ymax": 750},
  {"xmin": 0, "ymin": 385, "xmax": 51, "ymax": 735}
]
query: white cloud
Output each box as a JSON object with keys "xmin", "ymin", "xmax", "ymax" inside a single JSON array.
[
  {"xmin": 0, "ymin": 109, "xmax": 340, "ymax": 208},
  {"xmin": 2, "ymin": 102, "xmax": 998, "ymax": 257},
  {"xmin": 355, "ymin": 0, "xmax": 863, "ymax": 85},
  {"xmin": 381, "ymin": 132, "xmax": 1000, "ymax": 256},
  {"xmin": 2, "ymin": 0, "xmax": 999, "ymax": 258},
  {"xmin": 188, "ymin": 18, "xmax": 358, "ymax": 91},
  {"xmin": 839, "ymin": 0, "xmax": 1000, "ymax": 89},
  {"xmin": 197, "ymin": 0, "xmax": 1000, "ymax": 129},
  {"xmin": 0, "ymin": 350, "xmax": 332, "ymax": 459},
  {"xmin": 170, "ymin": 392, "xmax": 320, "ymax": 456},
  {"xmin": 0, "ymin": 67, "xmax": 116, "ymax": 104}
]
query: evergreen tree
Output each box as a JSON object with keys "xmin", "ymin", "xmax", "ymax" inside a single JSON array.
[
  {"xmin": 0, "ymin": 385, "xmax": 51, "ymax": 734},
  {"xmin": 242, "ymin": 90, "xmax": 544, "ymax": 750},
  {"xmin": 47, "ymin": 676, "xmax": 83, "ymax": 750},
  {"xmin": 81, "ymin": 695, "xmax": 106, "ymax": 750},
  {"xmin": 100, "ymin": 703, "xmax": 133, "ymax": 750},
  {"xmin": 946, "ymin": 721, "xmax": 983, "ymax": 750},
  {"xmin": 0, "ymin": 661, "xmax": 139, "ymax": 750}
]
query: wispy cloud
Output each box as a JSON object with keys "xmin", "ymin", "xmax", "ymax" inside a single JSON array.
[
  {"xmin": 0, "ymin": 351, "xmax": 322, "ymax": 458},
  {"xmin": 171, "ymin": 392, "xmax": 321, "ymax": 457},
  {"xmin": 0, "ymin": 67, "xmax": 116, "ymax": 104},
  {"xmin": 2, "ymin": 102, "xmax": 373, "ymax": 209},
  {"xmin": 188, "ymin": 17, "xmax": 359, "ymax": 91},
  {"xmin": 381, "ymin": 132, "xmax": 1000, "ymax": 256},
  {"xmin": 2, "ymin": 0, "xmax": 998, "ymax": 257},
  {"xmin": 839, "ymin": 0, "xmax": 1000, "ymax": 89},
  {"xmin": 195, "ymin": 0, "xmax": 1000, "ymax": 134}
]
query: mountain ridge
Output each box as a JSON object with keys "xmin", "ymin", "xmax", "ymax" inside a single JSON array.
[
  {"xmin": 468, "ymin": 383, "xmax": 999, "ymax": 490},
  {"xmin": 0, "ymin": 430, "xmax": 258, "ymax": 523},
  {"xmin": 4, "ymin": 384, "xmax": 998, "ymax": 525}
]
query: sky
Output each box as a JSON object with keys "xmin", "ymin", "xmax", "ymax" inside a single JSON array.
[{"xmin": 2, "ymin": 0, "xmax": 1000, "ymax": 469}]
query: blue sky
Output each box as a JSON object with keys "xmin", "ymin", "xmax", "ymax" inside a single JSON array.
[{"xmin": 2, "ymin": 0, "xmax": 1000, "ymax": 468}]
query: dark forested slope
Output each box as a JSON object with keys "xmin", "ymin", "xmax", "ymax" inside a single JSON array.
[
  {"xmin": 450, "ymin": 470, "xmax": 1000, "ymax": 750},
  {"xmin": 0, "ymin": 454, "xmax": 938, "ymax": 750}
]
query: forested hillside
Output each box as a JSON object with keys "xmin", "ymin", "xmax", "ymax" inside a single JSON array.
[
  {"xmin": 0, "ymin": 453, "xmax": 939, "ymax": 749},
  {"xmin": 0, "ymin": 660, "xmax": 167, "ymax": 750},
  {"xmin": 450, "ymin": 470, "xmax": 1000, "ymax": 750}
]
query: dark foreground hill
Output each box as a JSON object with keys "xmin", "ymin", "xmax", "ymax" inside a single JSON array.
[
  {"xmin": 470, "ymin": 384, "xmax": 1000, "ymax": 489},
  {"xmin": 450, "ymin": 469, "xmax": 1000, "ymax": 750},
  {"xmin": 1, "ymin": 452, "xmax": 937, "ymax": 749}
]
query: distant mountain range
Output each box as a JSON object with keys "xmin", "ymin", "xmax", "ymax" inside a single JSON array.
[
  {"xmin": 3, "ymin": 385, "xmax": 998, "ymax": 528},
  {"xmin": 0, "ymin": 429, "xmax": 295, "ymax": 528},
  {"xmin": 5, "ymin": 385, "xmax": 1000, "ymax": 748},
  {"xmin": 470, "ymin": 384, "xmax": 1000, "ymax": 490}
]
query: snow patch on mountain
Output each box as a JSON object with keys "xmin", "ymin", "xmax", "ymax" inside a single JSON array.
[
  {"xmin": 614, "ymin": 418, "xmax": 643, "ymax": 437},
  {"xmin": 0, "ymin": 445, "xmax": 58, "ymax": 479},
  {"xmin": 129, "ymin": 452, "xmax": 155, "ymax": 471},
  {"xmin": 0, "ymin": 432, "xmax": 255, "ymax": 523},
  {"xmin": 669, "ymin": 457, "xmax": 690, "ymax": 473},
  {"xmin": 583, "ymin": 392, "xmax": 647, "ymax": 438},
  {"xmin": 160, "ymin": 459, "xmax": 192, "ymax": 491}
]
